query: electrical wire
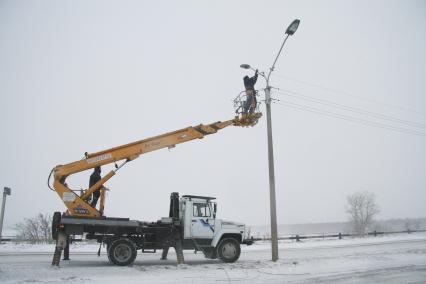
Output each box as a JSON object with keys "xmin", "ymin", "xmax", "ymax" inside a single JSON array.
[
  {"xmin": 276, "ymin": 89, "xmax": 426, "ymax": 130},
  {"xmin": 271, "ymin": 73, "xmax": 426, "ymax": 118},
  {"xmin": 273, "ymin": 100, "xmax": 426, "ymax": 137}
]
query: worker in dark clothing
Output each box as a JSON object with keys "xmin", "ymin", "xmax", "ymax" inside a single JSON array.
[
  {"xmin": 243, "ymin": 69, "xmax": 258, "ymax": 114},
  {"xmin": 89, "ymin": 166, "xmax": 103, "ymax": 207}
]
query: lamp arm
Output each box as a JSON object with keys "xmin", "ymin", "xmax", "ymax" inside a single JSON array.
[{"xmin": 267, "ymin": 34, "xmax": 290, "ymax": 82}]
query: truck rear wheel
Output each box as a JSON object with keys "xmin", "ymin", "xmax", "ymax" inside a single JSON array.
[
  {"xmin": 217, "ymin": 238, "xmax": 241, "ymax": 263},
  {"xmin": 107, "ymin": 238, "xmax": 137, "ymax": 266},
  {"xmin": 51, "ymin": 212, "xmax": 61, "ymax": 240}
]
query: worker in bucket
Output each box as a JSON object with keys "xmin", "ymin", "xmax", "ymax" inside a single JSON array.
[{"xmin": 243, "ymin": 69, "xmax": 258, "ymax": 114}]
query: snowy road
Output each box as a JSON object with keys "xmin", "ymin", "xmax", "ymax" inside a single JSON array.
[{"xmin": 1, "ymin": 234, "xmax": 426, "ymax": 283}]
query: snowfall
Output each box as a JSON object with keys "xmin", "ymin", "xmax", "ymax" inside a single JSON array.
[{"xmin": 1, "ymin": 233, "xmax": 426, "ymax": 283}]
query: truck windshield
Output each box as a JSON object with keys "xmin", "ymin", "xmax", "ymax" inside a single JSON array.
[{"xmin": 193, "ymin": 203, "xmax": 211, "ymax": 217}]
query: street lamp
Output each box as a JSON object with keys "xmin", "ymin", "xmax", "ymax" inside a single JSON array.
[
  {"xmin": 241, "ymin": 19, "xmax": 300, "ymax": 262},
  {"xmin": 0, "ymin": 187, "xmax": 11, "ymax": 241}
]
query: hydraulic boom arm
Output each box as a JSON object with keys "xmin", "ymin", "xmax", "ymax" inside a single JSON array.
[{"xmin": 50, "ymin": 113, "xmax": 261, "ymax": 218}]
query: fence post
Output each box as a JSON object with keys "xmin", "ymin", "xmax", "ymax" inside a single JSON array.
[{"xmin": 338, "ymin": 232, "xmax": 342, "ymax": 240}]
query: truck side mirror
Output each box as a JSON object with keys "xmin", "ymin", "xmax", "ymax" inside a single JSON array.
[{"xmin": 214, "ymin": 203, "xmax": 217, "ymax": 218}]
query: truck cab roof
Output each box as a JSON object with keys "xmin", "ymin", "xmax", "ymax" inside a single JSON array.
[{"xmin": 182, "ymin": 195, "xmax": 216, "ymax": 201}]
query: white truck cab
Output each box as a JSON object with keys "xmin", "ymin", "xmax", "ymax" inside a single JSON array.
[{"xmin": 179, "ymin": 195, "xmax": 249, "ymax": 262}]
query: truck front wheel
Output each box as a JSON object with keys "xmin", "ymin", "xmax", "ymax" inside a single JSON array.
[
  {"xmin": 107, "ymin": 238, "xmax": 137, "ymax": 266},
  {"xmin": 217, "ymin": 238, "xmax": 241, "ymax": 263}
]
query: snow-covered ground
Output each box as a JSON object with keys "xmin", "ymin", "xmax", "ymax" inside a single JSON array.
[{"xmin": 1, "ymin": 232, "xmax": 426, "ymax": 283}]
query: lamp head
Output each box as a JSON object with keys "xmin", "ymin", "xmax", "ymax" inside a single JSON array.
[
  {"xmin": 4, "ymin": 187, "xmax": 11, "ymax": 195},
  {"xmin": 240, "ymin": 64, "xmax": 251, "ymax": 69},
  {"xmin": 286, "ymin": 19, "xmax": 300, "ymax": 36}
]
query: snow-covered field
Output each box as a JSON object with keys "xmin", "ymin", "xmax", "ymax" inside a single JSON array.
[{"xmin": 1, "ymin": 233, "xmax": 426, "ymax": 283}]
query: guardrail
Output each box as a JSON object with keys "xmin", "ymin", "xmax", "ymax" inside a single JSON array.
[{"xmin": 250, "ymin": 229, "xmax": 426, "ymax": 242}]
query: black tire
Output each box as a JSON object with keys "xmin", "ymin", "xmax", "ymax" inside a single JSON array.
[
  {"xmin": 107, "ymin": 245, "xmax": 112, "ymax": 263},
  {"xmin": 51, "ymin": 212, "xmax": 61, "ymax": 240},
  {"xmin": 217, "ymin": 238, "xmax": 241, "ymax": 263},
  {"xmin": 107, "ymin": 238, "xmax": 137, "ymax": 266},
  {"xmin": 106, "ymin": 242, "xmax": 112, "ymax": 263}
]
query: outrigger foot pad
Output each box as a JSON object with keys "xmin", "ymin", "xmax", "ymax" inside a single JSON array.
[
  {"xmin": 52, "ymin": 246, "xmax": 63, "ymax": 266},
  {"xmin": 51, "ymin": 231, "xmax": 67, "ymax": 266},
  {"xmin": 174, "ymin": 241, "xmax": 185, "ymax": 265},
  {"xmin": 161, "ymin": 247, "xmax": 169, "ymax": 260}
]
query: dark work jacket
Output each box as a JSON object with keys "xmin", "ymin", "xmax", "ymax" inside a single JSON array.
[
  {"xmin": 243, "ymin": 73, "xmax": 258, "ymax": 91},
  {"xmin": 89, "ymin": 171, "xmax": 101, "ymax": 188}
]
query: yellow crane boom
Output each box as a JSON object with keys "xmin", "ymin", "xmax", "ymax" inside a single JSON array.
[{"xmin": 49, "ymin": 113, "xmax": 261, "ymax": 218}]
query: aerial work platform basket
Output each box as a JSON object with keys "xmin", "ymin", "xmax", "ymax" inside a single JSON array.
[{"xmin": 233, "ymin": 90, "xmax": 262, "ymax": 127}]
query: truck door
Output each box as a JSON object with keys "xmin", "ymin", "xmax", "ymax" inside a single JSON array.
[{"xmin": 190, "ymin": 202, "xmax": 215, "ymax": 239}]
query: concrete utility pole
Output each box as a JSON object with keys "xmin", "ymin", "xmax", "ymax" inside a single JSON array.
[
  {"xmin": 241, "ymin": 19, "xmax": 300, "ymax": 262},
  {"xmin": 264, "ymin": 83, "xmax": 279, "ymax": 261},
  {"xmin": 0, "ymin": 187, "xmax": 11, "ymax": 241}
]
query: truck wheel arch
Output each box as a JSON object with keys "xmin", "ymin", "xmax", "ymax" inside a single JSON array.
[{"xmin": 212, "ymin": 233, "xmax": 242, "ymax": 247}]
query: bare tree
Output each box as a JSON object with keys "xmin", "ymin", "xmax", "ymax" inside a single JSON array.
[
  {"xmin": 404, "ymin": 218, "xmax": 421, "ymax": 232},
  {"xmin": 346, "ymin": 191, "xmax": 380, "ymax": 236},
  {"xmin": 15, "ymin": 213, "xmax": 52, "ymax": 243}
]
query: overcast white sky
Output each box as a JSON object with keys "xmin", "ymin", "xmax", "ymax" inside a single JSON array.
[{"xmin": 0, "ymin": 0, "xmax": 425, "ymax": 233}]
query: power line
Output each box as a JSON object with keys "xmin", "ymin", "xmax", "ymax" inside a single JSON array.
[
  {"xmin": 271, "ymin": 73, "xmax": 426, "ymax": 118},
  {"xmin": 274, "ymin": 100, "xmax": 426, "ymax": 138},
  {"xmin": 276, "ymin": 89, "xmax": 426, "ymax": 130},
  {"xmin": 276, "ymin": 100, "xmax": 426, "ymax": 137}
]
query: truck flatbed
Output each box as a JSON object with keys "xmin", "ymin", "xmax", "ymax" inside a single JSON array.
[{"xmin": 51, "ymin": 193, "xmax": 249, "ymax": 266}]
